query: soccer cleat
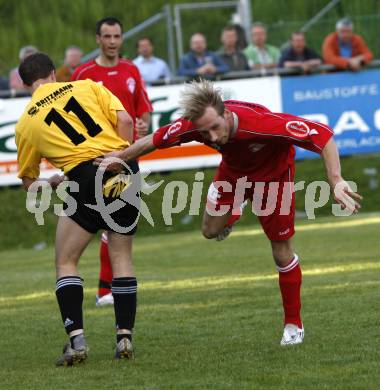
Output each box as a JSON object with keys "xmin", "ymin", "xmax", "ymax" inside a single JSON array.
[
  {"xmin": 96, "ymin": 292, "xmax": 114, "ymax": 306},
  {"xmin": 216, "ymin": 200, "xmax": 248, "ymax": 241},
  {"xmin": 115, "ymin": 337, "xmax": 134, "ymax": 360},
  {"xmin": 280, "ymin": 324, "xmax": 304, "ymax": 346},
  {"xmin": 56, "ymin": 334, "xmax": 89, "ymax": 366}
]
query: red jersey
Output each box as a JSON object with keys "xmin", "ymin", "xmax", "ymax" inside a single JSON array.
[
  {"xmin": 153, "ymin": 100, "xmax": 334, "ymax": 181},
  {"xmin": 71, "ymin": 59, "xmax": 152, "ymax": 139}
]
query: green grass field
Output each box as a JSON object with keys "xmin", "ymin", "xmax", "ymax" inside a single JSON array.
[{"xmin": 0, "ymin": 214, "xmax": 379, "ymax": 389}]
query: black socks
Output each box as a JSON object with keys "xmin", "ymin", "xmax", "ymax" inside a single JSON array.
[
  {"xmin": 55, "ymin": 276, "xmax": 84, "ymax": 334},
  {"xmin": 112, "ymin": 277, "xmax": 137, "ymax": 332}
]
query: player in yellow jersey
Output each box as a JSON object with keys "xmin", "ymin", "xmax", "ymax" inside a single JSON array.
[{"xmin": 16, "ymin": 53, "xmax": 139, "ymax": 365}]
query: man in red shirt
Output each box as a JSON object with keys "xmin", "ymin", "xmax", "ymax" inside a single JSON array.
[
  {"xmin": 72, "ymin": 17, "xmax": 153, "ymax": 308},
  {"xmin": 96, "ymin": 80, "xmax": 361, "ymax": 345}
]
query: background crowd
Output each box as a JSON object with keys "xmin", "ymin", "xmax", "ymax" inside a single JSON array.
[{"xmin": 1, "ymin": 16, "xmax": 374, "ymax": 91}]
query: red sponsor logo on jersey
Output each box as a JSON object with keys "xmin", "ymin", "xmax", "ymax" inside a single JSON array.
[
  {"xmin": 285, "ymin": 121, "xmax": 310, "ymax": 138},
  {"xmin": 163, "ymin": 121, "xmax": 182, "ymax": 140},
  {"xmin": 126, "ymin": 77, "xmax": 136, "ymax": 94}
]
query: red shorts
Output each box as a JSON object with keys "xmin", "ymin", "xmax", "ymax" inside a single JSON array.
[{"xmin": 207, "ymin": 164, "xmax": 295, "ymax": 241}]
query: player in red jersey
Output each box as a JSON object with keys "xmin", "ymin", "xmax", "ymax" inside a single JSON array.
[
  {"xmin": 72, "ymin": 17, "xmax": 152, "ymax": 141},
  {"xmin": 72, "ymin": 17, "xmax": 153, "ymax": 307},
  {"xmin": 95, "ymin": 80, "xmax": 362, "ymax": 345}
]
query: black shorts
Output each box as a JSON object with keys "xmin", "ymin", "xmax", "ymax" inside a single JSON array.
[{"xmin": 64, "ymin": 159, "xmax": 140, "ymax": 235}]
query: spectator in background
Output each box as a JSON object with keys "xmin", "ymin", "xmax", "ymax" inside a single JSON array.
[
  {"xmin": 218, "ymin": 26, "xmax": 249, "ymax": 71},
  {"xmin": 133, "ymin": 37, "xmax": 171, "ymax": 84},
  {"xmin": 56, "ymin": 46, "xmax": 83, "ymax": 82},
  {"xmin": 244, "ymin": 22, "xmax": 280, "ymax": 69},
  {"xmin": 232, "ymin": 24, "xmax": 248, "ymax": 50},
  {"xmin": 9, "ymin": 45, "xmax": 38, "ymax": 90},
  {"xmin": 178, "ymin": 33, "xmax": 229, "ymax": 79},
  {"xmin": 322, "ymin": 17, "xmax": 373, "ymax": 70},
  {"xmin": 279, "ymin": 32, "xmax": 321, "ymax": 73}
]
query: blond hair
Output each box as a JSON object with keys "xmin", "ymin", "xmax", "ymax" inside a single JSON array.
[{"xmin": 179, "ymin": 79, "xmax": 225, "ymax": 121}]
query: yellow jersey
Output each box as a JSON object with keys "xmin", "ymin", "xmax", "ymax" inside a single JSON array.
[{"xmin": 16, "ymin": 79, "xmax": 130, "ymax": 179}]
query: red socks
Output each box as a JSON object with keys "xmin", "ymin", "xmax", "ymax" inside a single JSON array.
[
  {"xmin": 226, "ymin": 211, "xmax": 241, "ymax": 227},
  {"xmin": 277, "ymin": 254, "xmax": 302, "ymax": 328},
  {"xmin": 98, "ymin": 233, "xmax": 113, "ymax": 297}
]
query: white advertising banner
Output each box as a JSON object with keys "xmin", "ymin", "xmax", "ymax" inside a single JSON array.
[{"xmin": 0, "ymin": 76, "xmax": 282, "ymax": 186}]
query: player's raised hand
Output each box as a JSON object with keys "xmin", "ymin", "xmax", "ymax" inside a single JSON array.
[{"xmin": 332, "ymin": 179, "xmax": 362, "ymax": 213}]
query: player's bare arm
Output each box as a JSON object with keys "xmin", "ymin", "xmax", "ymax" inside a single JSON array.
[
  {"xmin": 321, "ymin": 137, "xmax": 362, "ymax": 212},
  {"xmin": 94, "ymin": 133, "xmax": 156, "ymax": 171},
  {"xmin": 116, "ymin": 110, "xmax": 134, "ymax": 143}
]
